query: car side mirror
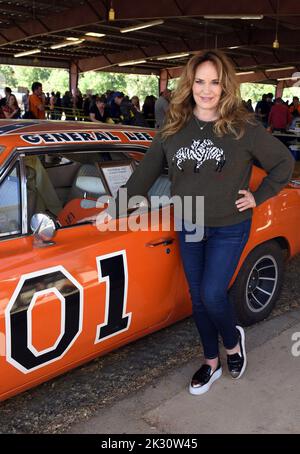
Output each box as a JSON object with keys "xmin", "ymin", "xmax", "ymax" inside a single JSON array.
[{"xmin": 30, "ymin": 213, "xmax": 56, "ymax": 247}]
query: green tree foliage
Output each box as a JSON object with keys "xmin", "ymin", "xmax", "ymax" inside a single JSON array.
[
  {"xmin": 240, "ymin": 83, "xmax": 300, "ymax": 105},
  {"xmin": 0, "ymin": 64, "xmax": 159, "ymax": 102},
  {"xmin": 0, "ymin": 65, "xmax": 18, "ymax": 87},
  {"xmin": 240, "ymin": 83, "xmax": 275, "ymax": 103},
  {"xmin": 283, "ymin": 86, "xmax": 300, "ymax": 103},
  {"xmin": 8, "ymin": 64, "xmax": 295, "ymax": 107},
  {"xmin": 78, "ymin": 72, "xmax": 159, "ymax": 101},
  {"xmin": 168, "ymin": 78, "xmax": 179, "ymax": 90},
  {"xmin": 0, "ymin": 64, "xmax": 68, "ymax": 93}
]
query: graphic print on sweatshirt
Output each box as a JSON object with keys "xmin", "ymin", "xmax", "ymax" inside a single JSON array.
[{"xmin": 172, "ymin": 138, "xmax": 226, "ymax": 172}]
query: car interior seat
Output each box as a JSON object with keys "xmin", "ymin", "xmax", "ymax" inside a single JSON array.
[
  {"xmin": 58, "ymin": 165, "xmax": 108, "ymax": 226},
  {"xmin": 67, "ymin": 164, "xmax": 106, "ymax": 201}
]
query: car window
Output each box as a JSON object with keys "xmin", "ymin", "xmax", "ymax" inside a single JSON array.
[
  {"xmin": 24, "ymin": 151, "xmax": 138, "ymax": 228},
  {"xmin": 0, "ymin": 165, "xmax": 21, "ymax": 238}
]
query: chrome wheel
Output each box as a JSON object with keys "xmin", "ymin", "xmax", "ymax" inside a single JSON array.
[{"xmin": 246, "ymin": 255, "xmax": 278, "ymax": 313}]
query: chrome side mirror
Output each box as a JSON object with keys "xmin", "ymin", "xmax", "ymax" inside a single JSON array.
[{"xmin": 30, "ymin": 213, "xmax": 56, "ymax": 247}]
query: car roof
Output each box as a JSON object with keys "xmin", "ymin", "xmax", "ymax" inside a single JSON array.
[{"xmin": 0, "ymin": 119, "xmax": 155, "ymax": 167}]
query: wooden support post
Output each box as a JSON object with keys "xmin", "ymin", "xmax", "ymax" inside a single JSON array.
[
  {"xmin": 69, "ymin": 61, "xmax": 79, "ymax": 96},
  {"xmin": 159, "ymin": 69, "xmax": 169, "ymax": 95}
]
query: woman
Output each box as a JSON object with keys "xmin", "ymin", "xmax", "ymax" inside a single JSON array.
[
  {"xmin": 143, "ymin": 95, "xmax": 156, "ymax": 128},
  {"xmin": 55, "ymin": 91, "xmax": 62, "ymax": 120},
  {"xmin": 130, "ymin": 95, "xmax": 147, "ymax": 126},
  {"xmin": 49, "ymin": 92, "xmax": 56, "ymax": 120},
  {"xmin": 2, "ymin": 94, "xmax": 21, "ymax": 119},
  {"xmin": 97, "ymin": 50, "xmax": 294, "ymax": 395},
  {"xmin": 131, "ymin": 95, "xmax": 141, "ymax": 112},
  {"xmin": 89, "ymin": 95, "xmax": 113, "ymax": 123}
]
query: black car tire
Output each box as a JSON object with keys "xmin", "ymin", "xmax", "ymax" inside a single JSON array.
[{"xmin": 229, "ymin": 240, "xmax": 285, "ymax": 326}]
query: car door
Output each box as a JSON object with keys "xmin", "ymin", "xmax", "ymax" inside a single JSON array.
[{"xmin": 0, "ymin": 155, "xmax": 185, "ymax": 400}]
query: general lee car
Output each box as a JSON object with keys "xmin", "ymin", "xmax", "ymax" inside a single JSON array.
[{"xmin": 0, "ymin": 120, "xmax": 300, "ymax": 401}]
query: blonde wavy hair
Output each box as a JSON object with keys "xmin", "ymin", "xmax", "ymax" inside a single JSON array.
[{"xmin": 161, "ymin": 49, "xmax": 254, "ymax": 140}]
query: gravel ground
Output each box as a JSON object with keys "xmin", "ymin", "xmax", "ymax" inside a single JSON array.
[{"xmin": 1, "ymin": 254, "xmax": 300, "ymax": 434}]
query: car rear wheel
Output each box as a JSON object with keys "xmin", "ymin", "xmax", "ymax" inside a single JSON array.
[{"xmin": 229, "ymin": 241, "xmax": 285, "ymax": 326}]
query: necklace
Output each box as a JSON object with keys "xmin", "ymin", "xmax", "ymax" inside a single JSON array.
[{"xmin": 194, "ymin": 116, "xmax": 210, "ymax": 132}]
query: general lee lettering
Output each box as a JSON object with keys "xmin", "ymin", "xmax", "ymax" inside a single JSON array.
[{"xmin": 21, "ymin": 130, "xmax": 154, "ymax": 144}]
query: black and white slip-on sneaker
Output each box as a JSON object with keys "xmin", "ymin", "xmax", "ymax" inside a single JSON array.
[
  {"xmin": 227, "ymin": 325, "xmax": 247, "ymax": 379},
  {"xmin": 189, "ymin": 361, "xmax": 222, "ymax": 395}
]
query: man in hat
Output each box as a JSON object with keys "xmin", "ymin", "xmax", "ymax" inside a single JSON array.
[{"xmin": 113, "ymin": 91, "xmax": 136, "ymax": 125}]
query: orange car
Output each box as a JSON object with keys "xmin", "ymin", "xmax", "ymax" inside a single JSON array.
[{"xmin": 0, "ymin": 119, "xmax": 299, "ymax": 401}]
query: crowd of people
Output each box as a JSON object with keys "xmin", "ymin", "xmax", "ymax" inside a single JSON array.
[
  {"xmin": 0, "ymin": 82, "xmax": 174, "ymax": 128},
  {"xmin": 1, "ymin": 81, "xmax": 300, "ymax": 133},
  {"xmin": 242, "ymin": 92, "xmax": 300, "ymax": 132}
]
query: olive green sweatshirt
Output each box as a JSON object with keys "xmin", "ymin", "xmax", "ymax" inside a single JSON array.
[{"xmin": 117, "ymin": 116, "xmax": 294, "ymax": 226}]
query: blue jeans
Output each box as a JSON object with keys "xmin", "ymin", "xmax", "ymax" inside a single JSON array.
[{"xmin": 178, "ymin": 219, "xmax": 251, "ymax": 359}]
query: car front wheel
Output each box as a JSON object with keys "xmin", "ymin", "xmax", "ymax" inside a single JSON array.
[{"xmin": 229, "ymin": 240, "xmax": 285, "ymax": 326}]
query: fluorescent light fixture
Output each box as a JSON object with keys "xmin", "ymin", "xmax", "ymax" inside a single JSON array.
[
  {"xmin": 277, "ymin": 76, "xmax": 298, "ymax": 81},
  {"xmin": 14, "ymin": 49, "xmax": 41, "ymax": 58},
  {"xmin": 85, "ymin": 32, "xmax": 106, "ymax": 38},
  {"xmin": 228, "ymin": 46, "xmax": 240, "ymax": 49},
  {"xmin": 157, "ymin": 52, "xmax": 190, "ymax": 60},
  {"xmin": 120, "ymin": 19, "xmax": 164, "ymax": 33},
  {"xmin": 265, "ymin": 66, "xmax": 295, "ymax": 72},
  {"xmin": 66, "ymin": 37, "xmax": 79, "ymax": 41},
  {"xmin": 50, "ymin": 39, "xmax": 85, "ymax": 49},
  {"xmin": 204, "ymin": 15, "xmax": 263, "ymax": 20},
  {"xmin": 118, "ymin": 59, "xmax": 146, "ymax": 66},
  {"xmin": 235, "ymin": 71, "xmax": 255, "ymax": 75}
]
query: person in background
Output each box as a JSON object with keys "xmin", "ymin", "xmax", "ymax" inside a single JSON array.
[
  {"xmin": 130, "ymin": 95, "xmax": 147, "ymax": 126},
  {"xmin": 44, "ymin": 92, "xmax": 50, "ymax": 119},
  {"xmin": 73, "ymin": 88, "xmax": 83, "ymax": 120},
  {"xmin": 289, "ymin": 96, "xmax": 300, "ymax": 118},
  {"xmin": 83, "ymin": 94, "xmax": 93, "ymax": 121},
  {"xmin": 22, "ymin": 89, "xmax": 30, "ymax": 115},
  {"xmin": 268, "ymin": 97, "xmax": 292, "ymax": 132},
  {"xmin": 255, "ymin": 94, "xmax": 270, "ymax": 127},
  {"xmin": 55, "ymin": 91, "xmax": 62, "ymax": 120},
  {"xmin": 131, "ymin": 95, "xmax": 141, "ymax": 112},
  {"xmin": 113, "ymin": 92, "xmax": 137, "ymax": 125},
  {"xmin": 62, "ymin": 91, "xmax": 73, "ymax": 120},
  {"xmin": 108, "ymin": 90, "xmax": 121, "ymax": 121},
  {"xmin": 2, "ymin": 94, "xmax": 21, "ymax": 119},
  {"xmin": 29, "ymin": 82, "xmax": 45, "ymax": 119},
  {"xmin": 154, "ymin": 88, "xmax": 171, "ymax": 128},
  {"xmin": 89, "ymin": 95, "xmax": 113, "ymax": 123},
  {"xmin": 266, "ymin": 92, "xmax": 274, "ymax": 111},
  {"xmin": 245, "ymin": 99, "xmax": 254, "ymax": 112},
  {"xmin": 49, "ymin": 91, "xmax": 56, "ymax": 120},
  {"xmin": 0, "ymin": 87, "xmax": 12, "ymax": 108},
  {"xmin": 143, "ymin": 95, "xmax": 156, "ymax": 128}
]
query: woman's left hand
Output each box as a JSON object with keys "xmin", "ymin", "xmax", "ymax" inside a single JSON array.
[{"xmin": 235, "ymin": 189, "xmax": 256, "ymax": 212}]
